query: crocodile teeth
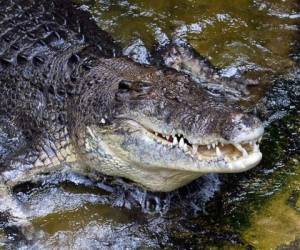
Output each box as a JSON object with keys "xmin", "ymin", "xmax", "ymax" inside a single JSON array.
[
  {"xmin": 149, "ymin": 129, "xmax": 262, "ymax": 162},
  {"xmin": 179, "ymin": 137, "xmax": 185, "ymax": 149},
  {"xmin": 224, "ymin": 156, "xmax": 231, "ymax": 162},
  {"xmin": 173, "ymin": 137, "xmax": 178, "ymax": 145},
  {"xmin": 216, "ymin": 146, "xmax": 222, "ymax": 157},
  {"xmin": 192, "ymin": 144, "xmax": 198, "ymax": 154},
  {"xmin": 234, "ymin": 143, "xmax": 248, "ymax": 157},
  {"xmin": 183, "ymin": 143, "xmax": 189, "ymax": 152}
]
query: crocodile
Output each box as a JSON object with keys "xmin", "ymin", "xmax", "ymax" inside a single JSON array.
[{"xmin": 0, "ymin": 0, "xmax": 264, "ymax": 197}]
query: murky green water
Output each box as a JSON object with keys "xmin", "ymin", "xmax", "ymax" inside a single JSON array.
[
  {"xmin": 10, "ymin": 0, "xmax": 300, "ymax": 249},
  {"xmin": 81, "ymin": 0, "xmax": 299, "ymax": 101}
]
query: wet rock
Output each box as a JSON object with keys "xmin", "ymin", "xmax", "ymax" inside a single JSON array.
[{"xmin": 123, "ymin": 39, "xmax": 151, "ymax": 65}]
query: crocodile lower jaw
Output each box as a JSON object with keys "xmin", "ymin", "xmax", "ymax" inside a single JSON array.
[
  {"xmin": 143, "ymin": 126, "xmax": 262, "ymax": 170},
  {"xmin": 85, "ymin": 121, "xmax": 263, "ymax": 191}
]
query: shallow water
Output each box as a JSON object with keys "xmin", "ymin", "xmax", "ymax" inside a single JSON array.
[{"xmin": 5, "ymin": 0, "xmax": 300, "ymax": 249}]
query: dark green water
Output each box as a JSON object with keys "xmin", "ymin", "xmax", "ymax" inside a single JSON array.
[{"xmin": 9, "ymin": 0, "xmax": 300, "ymax": 249}]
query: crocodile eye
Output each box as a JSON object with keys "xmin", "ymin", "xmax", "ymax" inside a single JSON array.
[
  {"xmin": 118, "ymin": 80, "xmax": 132, "ymax": 91},
  {"xmin": 116, "ymin": 80, "xmax": 153, "ymax": 101},
  {"xmin": 118, "ymin": 80, "xmax": 152, "ymax": 92}
]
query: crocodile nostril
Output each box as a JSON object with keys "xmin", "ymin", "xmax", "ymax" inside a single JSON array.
[{"xmin": 221, "ymin": 112, "xmax": 264, "ymax": 142}]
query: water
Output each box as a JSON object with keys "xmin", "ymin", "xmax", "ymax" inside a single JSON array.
[{"xmin": 4, "ymin": 0, "xmax": 300, "ymax": 248}]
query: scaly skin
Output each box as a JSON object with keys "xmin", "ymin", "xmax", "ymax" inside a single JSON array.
[{"xmin": 0, "ymin": 0, "xmax": 263, "ymax": 195}]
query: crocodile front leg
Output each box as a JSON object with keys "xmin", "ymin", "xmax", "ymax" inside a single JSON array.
[
  {"xmin": 0, "ymin": 118, "xmax": 77, "ymax": 246},
  {"xmin": 0, "ymin": 146, "xmax": 76, "ymax": 247}
]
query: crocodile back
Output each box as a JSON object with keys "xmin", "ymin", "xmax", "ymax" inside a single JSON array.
[{"xmin": 0, "ymin": 0, "xmax": 121, "ymax": 154}]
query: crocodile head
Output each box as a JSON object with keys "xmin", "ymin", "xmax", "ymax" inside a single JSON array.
[{"xmin": 80, "ymin": 59, "xmax": 264, "ymax": 192}]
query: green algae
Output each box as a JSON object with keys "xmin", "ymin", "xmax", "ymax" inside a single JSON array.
[
  {"xmin": 243, "ymin": 158, "xmax": 300, "ymax": 249},
  {"xmin": 240, "ymin": 112, "xmax": 300, "ymax": 248}
]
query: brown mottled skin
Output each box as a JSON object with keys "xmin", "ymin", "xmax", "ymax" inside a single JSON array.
[
  {"xmin": 0, "ymin": 0, "xmax": 266, "ymax": 244},
  {"xmin": 0, "ymin": 2, "xmax": 264, "ymax": 242}
]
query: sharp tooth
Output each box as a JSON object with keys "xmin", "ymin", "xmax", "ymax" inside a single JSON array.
[
  {"xmin": 216, "ymin": 146, "xmax": 222, "ymax": 157},
  {"xmin": 192, "ymin": 145, "xmax": 198, "ymax": 154},
  {"xmin": 234, "ymin": 143, "xmax": 248, "ymax": 157},
  {"xmin": 221, "ymin": 143, "xmax": 224, "ymax": 147},
  {"xmin": 173, "ymin": 137, "xmax": 178, "ymax": 145},
  {"xmin": 254, "ymin": 143, "xmax": 259, "ymax": 152},
  {"xmin": 179, "ymin": 138, "xmax": 185, "ymax": 148},
  {"xmin": 183, "ymin": 143, "xmax": 188, "ymax": 152},
  {"xmin": 207, "ymin": 144, "xmax": 211, "ymax": 150},
  {"xmin": 224, "ymin": 156, "xmax": 230, "ymax": 162},
  {"xmin": 212, "ymin": 143, "xmax": 215, "ymax": 149},
  {"xmin": 155, "ymin": 132, "xmax": 158, "ymax": 136},
  {"xmin": 166, "ymin": 135, "xmax": 170, "ymax": 140},
  {"xmin": 242, "ymin": 149, "xmax": 248, "ymax": 157},
  {"xmin": 258, "ymin": 137, "xmax": 262, "ymax": 143}
]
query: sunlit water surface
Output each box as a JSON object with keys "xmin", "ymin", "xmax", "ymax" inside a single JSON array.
[{"xmin": 5, "ymin": 0, "xmax": 300, "ymax": 249}]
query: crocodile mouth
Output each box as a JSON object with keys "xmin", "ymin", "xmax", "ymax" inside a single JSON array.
[
  {"xmin": 89, "ymin": 118, "xmax": 263, "ymax": 175},
  {"xmin": 144, "ymin": 126, "xmax": 263, "ymax": 171},
  {"xmin": 86, "ymin": 119, "xmax": 263, "ymax": 191}
]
